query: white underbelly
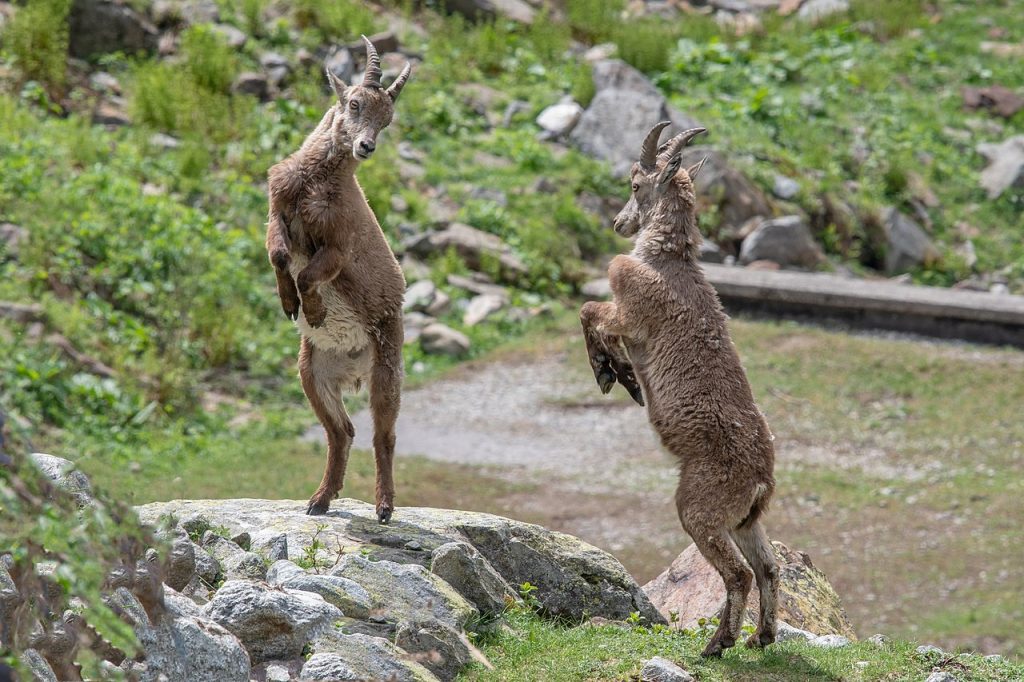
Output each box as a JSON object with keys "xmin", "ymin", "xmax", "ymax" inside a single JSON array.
[{"xmin": 289, "ymin": 253, "xmax": 371, "ymax": 355}]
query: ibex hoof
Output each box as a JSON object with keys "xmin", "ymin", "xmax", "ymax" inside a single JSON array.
[
  {"xmin": 745, "ymin": 631, "xmax": 775, "ymax": 649},
  {"xmin": 377, "ymin": 506, "xmax": 393, "ymax": 525},
  {"xmin": 306, "ymin": 499, "xmax": 330, "ymax": 516},
  {"xmin": 700, "ymin": 641, "xmax": 724, "ymax": 658},
  {"xmin": 596, "ymin": 367, "xmax": 616, "ymax": 394},
  {"xmin": 625, "ymin": 383, "xmax": 645, "ymax": 406}
]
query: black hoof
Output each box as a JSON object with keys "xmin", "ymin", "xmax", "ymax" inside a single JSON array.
[
  {"xmin": 625, "ymin": 382, "xmax": 644, "ymax": 406},
  {"xmin": 377, "ymin": 508, "xmax": 393, "ymax": 524},
  {"xmin": 700, "ymin": 642, "xmax": 724, "ymax": 658},
  {"xmin": 306, "ymin": 500, "xmax": 330, "ymax": 515}
]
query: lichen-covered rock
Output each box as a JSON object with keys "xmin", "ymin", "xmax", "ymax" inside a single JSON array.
[
  {"xmin": 20, "ymin": 649, "xmax": 58, "ymax": 682},
  {"xmin": 135, "ymin": 499, "xmax": 663, "ymax": 625},
  {"xmin": 395, "ymin": 619, "xmax": 470, "ymax": 681},
  {"xmin": 330, "ymin": 555, "xmax": 476, "ymax": 630},
  {"xmin": 305, "ymin": 632, "xmax": 438, "ymax": 682},
  {"xmin": 110, "ymin": 587, "xmax": 250, "ymax": 682},
  {"xmin": 267, "ymin": 560, "xmax": 372, "ymax": 619},
  {"xmin": 29, "ymin": 453, "xmax": 94, "ymax": 506},
  {"xmin": 201, "ymin": 580, "xmax": 342, "ymax": 664},
  {"xmin": 643, "ymin": 541, "xmax": 854, "ymax": 638},
  {"xmin": 193, "ymin": 541, "xmax": 221, "ymax": 585},
  {"xmin": 430, "ymin": 541, "xmax": 515, "ymax": 616}
]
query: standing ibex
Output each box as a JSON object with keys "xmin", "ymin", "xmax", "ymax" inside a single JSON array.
[
  {"xmin": 265, "ymin": 37, "xmax": 411, "ymax": 522},
  {"xmin": 580, "ymin": 122, "xmax": 779, "ymax": 657}
]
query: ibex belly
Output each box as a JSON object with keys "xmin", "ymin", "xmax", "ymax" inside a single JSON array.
[{"xmin": 288, "ymin": 251, "xmax": 372, "ymax": 359}]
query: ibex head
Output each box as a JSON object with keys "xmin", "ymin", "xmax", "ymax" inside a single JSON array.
[
  {"xmin": 325, "ymin": 35, "xmax": 412, "ymax": 161},
  {"xmin": 613, "ymin": 122, "xmax": 707, "ymax": 237}
]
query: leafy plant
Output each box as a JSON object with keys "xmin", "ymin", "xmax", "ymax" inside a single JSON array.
[{"xmin": 1, "ymin": 0, "xmax": 72, "ymax": 95}]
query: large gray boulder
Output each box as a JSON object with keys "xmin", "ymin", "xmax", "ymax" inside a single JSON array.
[
  {"xmin": 420, "ymin": 323, "xmax": 471, "ymax": 357},
  {"xmin": 430, "ymin": 541, "xmax": 515, "ymax": 617},
  {"xmin": 571, "ymin": 60, "xmax": 702, "ymax": 177},
  {"xmin": 69, "ymin": 0, "xmax": 158, "ymax": 58},
  {"xmin": 201, "ymin": 580, "xmax": 342, "ymax": 664},
  {"xmin": 29, "ymin": 453, "xmax": 94, "ymax": 506},
  {"xmin": 111, "ymin": 587, "xmax": 250, "ymax": 682},
  {"xmin": 438, "ymin": 0, "xmax": 535, "ymax": 24},
  {"xmin": 303, "ymin": 633, "xmax": 438, "ymax": 682},
  {"xmin": 739, "ymin": 215, "xmax": 824, "ymax": 269},
  {"xmin": 136, "ymin": 499, "xmax": 664, "ymax": 625},
  {"xmin": 267, "ymin": 560, "xmax": 373, "ymax": 619}
]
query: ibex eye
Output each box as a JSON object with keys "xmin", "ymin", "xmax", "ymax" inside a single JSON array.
[
  {"xmin": 632, "ymin": 183, "xmax": 639, "ymax": 192},
  {"xmin": 349, "ymin": 100, "xmax": 359, "ymax": 111}
]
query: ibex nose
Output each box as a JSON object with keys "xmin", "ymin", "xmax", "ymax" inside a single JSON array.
[{"xmin": 359, "ymin": 139, "xmax": 375, "ymax": 154}]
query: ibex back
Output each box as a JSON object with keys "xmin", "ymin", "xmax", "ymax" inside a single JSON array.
[{"xmin": 265, "ymin": 37, "xmax": 412, "ymax": 522}]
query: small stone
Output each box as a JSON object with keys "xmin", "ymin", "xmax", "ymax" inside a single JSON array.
[
  {"xmin": 233, "ymin": 72, "xmax": 269, "ymax": 100},
  {"xmin": 93, "ymin": 102, "xmax": 131, "ymax": 126},
  {"xmin": 404, "ymin": 540, "xmax": 423, "ymax": 551},
  {"xmin": 149, "ymin": 133, "xmax": 181, "ymax": 150},
  {"xmin": 395, "ymin": 619, "xmax": 471, "ymax": 681},
  {"xmin": 536, "ymin": 101, "xmax": 583, "ymax": 137},
  {"xmin": 798, "ymin": 0, "xmax": 849, "ymax": 21},
  {"xmin": 984, "ymin": 654, "xmax": 1004, "ymax": 662},
  {"xmin": 867, "ymin": 633, "xmax": 889, "ymax": 646},
  {"xmin": 211, "ymin": 23, "xmax": 246, "ymax": 48},
  {"xmin": 403, "ymin": 312, "xmax": 434, "ymax": 345},
  {"xmin": 739, "ymin": 215, "xmax": 824, "ymax": 269},
  {"xmin": 772, "ymin": 174, "xmax": 800, "ymax": 199},
  {"xmin": 404, "ymin": 280, "xmax": 440, "ymax": 313},
  {"xmin": 390, "ymin": 195, "xmax": 409, "ymax": 213},
  {"xmin": 584, "ymin": 43, "xmax": 617, "ymax": 62},
  {"xmin": 640, "ymin": 656, "xmax": 694, "ymax": 682},
  {"xmin": 881, "ymin": 207, "xmax": 939, "ymax": 274},
  {"xmin": 917, "ymin": 644, "xmax": 946, "ymax": 656},
  {"xmin": 698, "ymin": 241, "xmax": 724, "ymax": 263},
  {"xmin": 29, "ymin": 453, "xmax": 94, "ymax": 506},
  {"xmin": 776, "ymin": 621, "xmax": 816, "ymax": 642},
  {"xmin": 231, "ymin": 532, "xmax": 251, "ymax": 551},
  {"xmin": 421, "ymin": 324, "xmax": 471, "ymax": 356},
  {"xmin": 811, "ymin": 634, "xmax": 850, "ymax": 648},
  {"xmin": 89, "ymin": 71, "xmax": 121, "ymax": 95},
  {"xmin": 0, "ymin": 223, "xmax": 26, "ymax": 260},
  {"xmin": 976, "ymin": 135, "xmax": 1024, "ymax": 199},
  {"xmin": 463, "ymin": 294, "xmax": 506, "ymax": 326},
  {"xmin": 925, "ymin": 673, "xmax": 957, "ymax": 682}
]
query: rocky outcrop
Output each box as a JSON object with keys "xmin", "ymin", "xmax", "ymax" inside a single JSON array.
[
  {"xmin": 136, "ymin": 498, "xmax": 664, "ymax": 626},
  {"xmin": 642, "ymin": 540, "xmax": 854, "ymax": 638},
  {"xmin": 404, "ymin": 223, "xmax": 527, "ymax": 281},
  {"xmin": 571, "ymin": 59, "xmax": 702, "ymax": 177},
  {"xmin": 880, "ymin": 207, "xmax": 939, "ymax": 275},
  {"xmin": 29, "ymin": 452, "xmax": 94, "ymax": 507},
  {"xmin": 676, "ymin": 148, "xmax": 773, "ymax": 247}
]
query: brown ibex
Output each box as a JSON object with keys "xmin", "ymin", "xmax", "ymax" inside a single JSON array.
[
  {"xmin": 265, "ymin": 37, "xmax": 411, "ymax": 522},
  {"xmin": 580, "ymin": 122, "xmax": 779, "ymax": 657}
]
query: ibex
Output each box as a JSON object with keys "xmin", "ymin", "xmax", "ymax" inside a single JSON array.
[
  {"xmin": 265, "ymin": 37, "xmax": 411, "ymax": 522},
  {"xmin": 580, "ymin": 122, "xmax": 779, "ymax": 657}
]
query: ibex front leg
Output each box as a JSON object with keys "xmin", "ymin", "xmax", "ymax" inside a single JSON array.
[
  {"xmin": 580, "ymin": 301, "xmax": 644, "ymax": 406},
  {"xmin": 266, "ymin": 210, "xmax": 300, "ymax": 320},
  {"xmin": 296, "ymin": 245, "xmax": 347, "ymax": 328}
]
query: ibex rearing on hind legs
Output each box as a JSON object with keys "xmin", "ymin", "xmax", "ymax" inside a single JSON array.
[
  {"xmin": 580, "ymin": 122, "xmax": 780, "ymax": 657},
  {"xmin": 265, "ymin": 37, "xmax": 412, "ymax": 522}
]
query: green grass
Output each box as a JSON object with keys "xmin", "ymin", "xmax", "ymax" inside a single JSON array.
[{"xmin": 461, "ymin": 609, "xmax": 1024, "ymax": 681}]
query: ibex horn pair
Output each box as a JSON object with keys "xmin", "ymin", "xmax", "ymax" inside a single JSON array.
[
  {"xmin": 359, "ymin": 35, "xmax": 411, "ymax": 101},
  {"xmin": 638, "ymin": 121, "xmax": 707, "ymax": 169}
]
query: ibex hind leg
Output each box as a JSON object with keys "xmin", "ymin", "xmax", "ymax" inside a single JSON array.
[
  {"xmin": 300, "ymin": 338, "xmax": 356, "ymax": 515},
  {"xmin": 730, "ymin": 520, "xmax": 780, "ymax": 648},
  {"xmin": 369, "ymin": 315, "xmax": 403, "ymax": 524}
]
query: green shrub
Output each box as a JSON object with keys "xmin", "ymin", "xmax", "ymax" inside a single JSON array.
[
  {"xmin": 180, "ymin": 25, "xmax": 238, "ymax": 94},
  {"xmin": 1, "ymin": 0, "xmax": 72, "ymax": 95},
  {"xmin": 293, "ymin": 0, "xmax": 379, "ymax": 42}
]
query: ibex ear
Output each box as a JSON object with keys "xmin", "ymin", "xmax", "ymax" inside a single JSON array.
[
  {"xmin": 656, "ymin": 154, "xmax": 682, "ymax": 190},
  {"xmin": 325, "ymin": 67, "xmax": 348, "ymax": 102},
  {"xmin": 687, "ymin": 156, "xmax": 708, "ymax": 182}
]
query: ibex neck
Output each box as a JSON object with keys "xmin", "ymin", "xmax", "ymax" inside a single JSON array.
[
  {"xmin": 301, "ymin": 106, "xmax": 361, "ymax": 176},
  {"xmin": 633, "ymin": 196, "xmax": 701, "ymax": 265}
]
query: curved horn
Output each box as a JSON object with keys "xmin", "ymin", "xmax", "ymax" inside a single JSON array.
[
  {"xmin": 386, "ymin": 62, "xmax": 412, "ymax": 102},
  {"xmin": 361, "ymin": 35, "xmax": 382, "ymax": 87},
  {"xmin": 660, "ymin": 127, "xmax": 708, "ymax": 161},
  {"xmin": 640, "ymin": 121, "xmax": 671, "ymax": 170}
]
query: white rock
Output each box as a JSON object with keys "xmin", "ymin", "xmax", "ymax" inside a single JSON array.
[
  {"xmin": 739, "ymin": 215, "xmax": 824, "ymax": 269},
  {"xmin": 799, "ymin": 0, "xmax": 850, "ymax": 21},
  {"xmin": 404, "ymin": 280, "xmax": 439, "ymax": 313},
  {"xmin": 640, "ymin": 656, "xmax": 694, "ymax": 682},
  {"xmin": 29, "ymin": 453, "xmax": 94, "ymax": 506},
  {"xmin": 536, "ymin": 101, "xmax": 584, "ymax": 137},
  {"xmin": 267, "ymin": 559, "xmax": 373, "ymax": 619},
  {"xmin": 772, "ymin": 174, "xmax": 800, "ymax": 199},
  {"xmin": 811, "ymin": 634, "xmax": 851, "ymax": 648},
  {"xmin": 580, "ymin": 278, "xmax": 611, "ymax": 300},
  {"xmin": 984, "ymin": 653, "xmax": 1005, "ymax": 662},
  {"xmin": 463, "ymin": 294, "xmax": 506, "ymax": 326},
  {"xmin": 867, "ymin": 633, "xmax": 889, "ymax": 646},
  {"xmin": 976, "ymin": 135, "xmax": 1024, "ymax": 199},
  {"xmin": 776, "ymin": 621, "xmax": 816, "ymax": 642}
]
